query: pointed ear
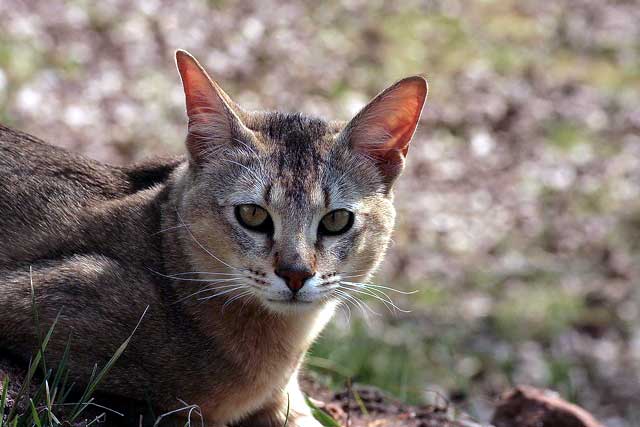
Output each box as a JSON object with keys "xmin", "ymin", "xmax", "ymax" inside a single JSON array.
[
  {"xmin": 175, "ymin": 49, "xmax": 243, "ymax": 164},
  {"xmin": 343, "ymin": 76, "xmax": 427, "ymax": 186}
]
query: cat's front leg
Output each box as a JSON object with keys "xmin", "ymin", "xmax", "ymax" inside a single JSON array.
[{"xmin": 233, "ymin": 376, "xmax": 323, "ymax": 427}]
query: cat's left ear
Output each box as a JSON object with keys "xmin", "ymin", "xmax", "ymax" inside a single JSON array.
[
  {"xmin": 342, "ymin": 76, "xmax": 427, "ymax": 187},
  {"xmin": 175, "ymin": 49, "xmax": 246, "ymax": 164}
]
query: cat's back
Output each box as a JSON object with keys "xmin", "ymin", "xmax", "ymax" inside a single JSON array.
[
  {"xmin": 0, "ymin": 124, "xmax": 132, "ymax": 196},
  {"xmin": 0, "ymin": 124, "xmax": 182, "ymax": 266}
]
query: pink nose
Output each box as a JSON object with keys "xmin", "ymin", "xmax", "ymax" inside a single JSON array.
[{"xmin": 275, "ymin": 268, "xmax": 314, "ymax": 293}]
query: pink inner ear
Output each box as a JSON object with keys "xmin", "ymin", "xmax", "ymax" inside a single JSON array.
[
  {"xmin": 176, "ymin": 53, "xmax": 221, "ymax": 121},
  {"xmin": 381, "ymin": 102, "xmax": 423, "ymax": 157},
  {"xmin": 352, "ymin": 77, "xmax": 427, "ymax": 161},
  {"xmin": 176, "ymin": 51, "xmax": 235, "ymax": 162}
]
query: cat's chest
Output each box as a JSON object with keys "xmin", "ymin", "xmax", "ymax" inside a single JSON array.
[
  {"xmin": 189, "ymin": 303, "xmax": 335, "ymax": 423},
  {"xmin": 199, "ymin": 327, "xmax": 305, "ymax": 423}
]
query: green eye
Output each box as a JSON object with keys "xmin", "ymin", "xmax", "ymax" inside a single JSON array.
[
  {"xmin": 235, "ymin": 204, "xmax": 273, "ymax": 233},
  {"xmin": 319, "ymin": 209, "xmax": 354, "ymax": 236}
]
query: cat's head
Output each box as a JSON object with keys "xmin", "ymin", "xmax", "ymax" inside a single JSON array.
[{"xmin": 173, "ymin": 50, "xmax": 427, "ymax": 314}]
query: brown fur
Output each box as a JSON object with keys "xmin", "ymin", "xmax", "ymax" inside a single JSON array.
[{"xmin": 0, "ymin": 51, "xmax": 427, "ymax": 426}]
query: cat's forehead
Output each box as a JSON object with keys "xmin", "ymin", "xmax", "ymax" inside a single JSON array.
[
  {"xmin": 249, "ymin": 112, "xmax": 341, "ymax": 188},
  {"xmin": 247, "ymin": 113, "xmax": 333, "ymax": 211},
  {"xmin": 209, "ymin": 110, "xmax": 382, "ymax": 211},
  {"xmin": 248, "ymin": 112, "xmax": 339, "ymax": 153}
]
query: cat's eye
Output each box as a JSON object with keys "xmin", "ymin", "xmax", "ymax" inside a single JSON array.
[
  {"xmin": 235, "ymin": 204, "xmax": 273, "ymax": 233},
  {"xmin": 319, "ymin": 209, "xmax": 354, "ymax": 236}
]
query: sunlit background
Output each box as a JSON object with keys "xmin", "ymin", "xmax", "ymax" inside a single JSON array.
[{"xmin": 1, "ymin": 1, "xmax": 639, "ymax": 426}]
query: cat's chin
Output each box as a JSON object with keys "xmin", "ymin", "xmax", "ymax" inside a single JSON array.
[{"xmin": 261, "ymin": 298, "xmax": 325, "ymax": 315}]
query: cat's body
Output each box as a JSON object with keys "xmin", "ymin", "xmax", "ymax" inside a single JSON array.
[
  {"xmin": 0, "ymin": 123, "xmax": 333, "ymax": 425},
  {"xmin": 0, "ymin": 51, "xmax": 427, "ymax": 426}
]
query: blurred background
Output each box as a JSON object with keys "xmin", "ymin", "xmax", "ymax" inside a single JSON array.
[{"xmin": 1, "ymin": 0, "xmax": 639, "ymax": 425}]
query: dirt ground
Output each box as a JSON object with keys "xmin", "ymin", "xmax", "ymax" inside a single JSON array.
[
  {"xmin": 301, "ymin": 378, "xmax": 604, "ymax": 427},
  {"xmin": 1, "ymin": 350, "xmax": 606, "ymax": 427}
]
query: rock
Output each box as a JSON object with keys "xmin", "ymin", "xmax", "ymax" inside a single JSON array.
[{"xmin": 492, "ymin": 386, "xmax": 603, "ymax": 427}]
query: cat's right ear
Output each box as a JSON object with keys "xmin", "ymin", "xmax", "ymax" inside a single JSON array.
[
  {"xmin": 175, "ymin": 50, "xmax": 243, "ymax": 164},
  {"xmin": 341, "ymin": 76, "xmax": 427, "ymax": 188}
]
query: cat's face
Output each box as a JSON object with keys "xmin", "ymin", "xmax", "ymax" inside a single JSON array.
[{"xmin": 175, "ymin": 51, "xmax": 426, "ymax": 314}]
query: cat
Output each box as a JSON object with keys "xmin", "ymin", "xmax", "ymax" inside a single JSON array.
[{"xmin": 0, "ymin": 50, "xmax": 427, "ymax": 426}]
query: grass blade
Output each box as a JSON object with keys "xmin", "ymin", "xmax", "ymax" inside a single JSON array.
[
  {"xmin": 6, "ymin": 310, "xmax": 61, "ymax": 423},
  {"xmin": 1, "ymin": 376, "xmax": 9, "ymax": 427},
  {"xmin": 282, "ymin": 393, "xmax": 290, "ymax": 427},
  {"xmin": 352, "ymin": 388, "xmax": 369, "ymax": 417},
  {"xmin": 70, "ymin": 306, "xmax": 149, "ymax": 422},
  {"xmin": 44, "ymin": 381, "xmax": 53, "ymax": 425},
  {"xmin": 28, "ymin": 399, "xmax": 41, "ymax": 427},
  {"xmin": 304, "ymin": 396, "xmax": 340, "ymax": 427},
  {"xmin": 85, "ymin": 413, "xmax": 106, "ymax": 426},
  {"xmin": 50, "ymin": 337, "xmax": 72, "ymax": 402}
]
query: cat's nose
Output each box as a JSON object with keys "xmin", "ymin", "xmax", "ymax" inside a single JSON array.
[{"xmin": 275, "ymin": 267, "xmax": 314, "ymax": 293}]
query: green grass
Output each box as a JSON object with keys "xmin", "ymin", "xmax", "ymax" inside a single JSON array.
[
  {"xmin": 309, "ymin": 319, "xmax": 430, "ymax": 404},
  {"xmin": 0, "ymin": 270, "xmax": 148, "ymax": 427},
  {"xmin": 309, "ymin": 277, "xmax": 587, "ymax": 407},
  {"xmin": 304, "ymin": 396, "xmax": 340, "ymax": 427}
]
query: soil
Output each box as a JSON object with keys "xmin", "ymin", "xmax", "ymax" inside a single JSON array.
[
  {"xmin": 1, "ymin": 356, "xmax": 605, "ymax": 427},
  {"xmin": 300, "ymin": 378, "xmax": 604, "ymax": 427}
]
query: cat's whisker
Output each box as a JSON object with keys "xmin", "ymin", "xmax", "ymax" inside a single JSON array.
[
  {"xmin": 342, "ymin": 281, "xmax": 415, "ymax": 313},
  {"xmin": 177, "ymin": 278, "xmax": 240, "ymax": 284},
  {"xmin": 339, "ymin": 274, "xmax": 368, "ymax": 280},
  {"xmin": 198, "ymin": 286, "xmax": 250, "ymax": 302},
  {"xmin": 340, "ymin": 282, "xmax": 398, "ymax": 304},
  {"xmin": 149, "ymin": 269, "xmax": 243, "ymax": 284},
  {"xmin": 331, "ymin": 291, "xmax": 353, "ymax": 317},
  {"xmin": 341, "ymin": 268, "xmax": 372, "ymax": 275},
  {"xmin": 340, "ymin": 283, "xmax": 411, "ymax": 314},
  {"xmin": 175, "ymin": 208, "xmax": 240, "ymax": 271},
  {"xmin": 340, "ymin": 284, "xmax": 397, "ymax": 313},
  {"xmin": 196, "ymin": 285, "xmax": 249, "ymax": 301},
  {"xmin": 175, "ymin": 282, "xmax": 246, "ymax": 303},
  {"xmin": 339, "ymin": 267, "xmax": 374, "ymax": 278},
  {"xmin": 332, "ymin": 294, "xmax": 352, "ymax": 324},
  {"xmin": 151, "ymin": 223, "xmax": 192, "ymax": 236},
  {"xmin": 165, "ymin": 271, "xmax": 245, "ymax": 278},
  {"xmin": 341, "ymin": 281, "xmax": 418, "ymax": 295},
  {"xmin": 238, "ymin": 293, "xmax": 258, "ymax": 315},
  {"xmin": 333, "ymin": 289, "xmax": 378, "ymax": 317},
  {"xmin": 338, "ymin": 292, "xmax": 378, "ymax": 327},
  {"xmin": 346, "ymin": 268, "xmax": 374, "ymax": 274},
  {"xmin": 341, "ymin": 302, "xmax": 352, "ymax": 324},
  {"xmin": 221, "ymin": 290, "xmax": 254, "ymax": 311}
]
